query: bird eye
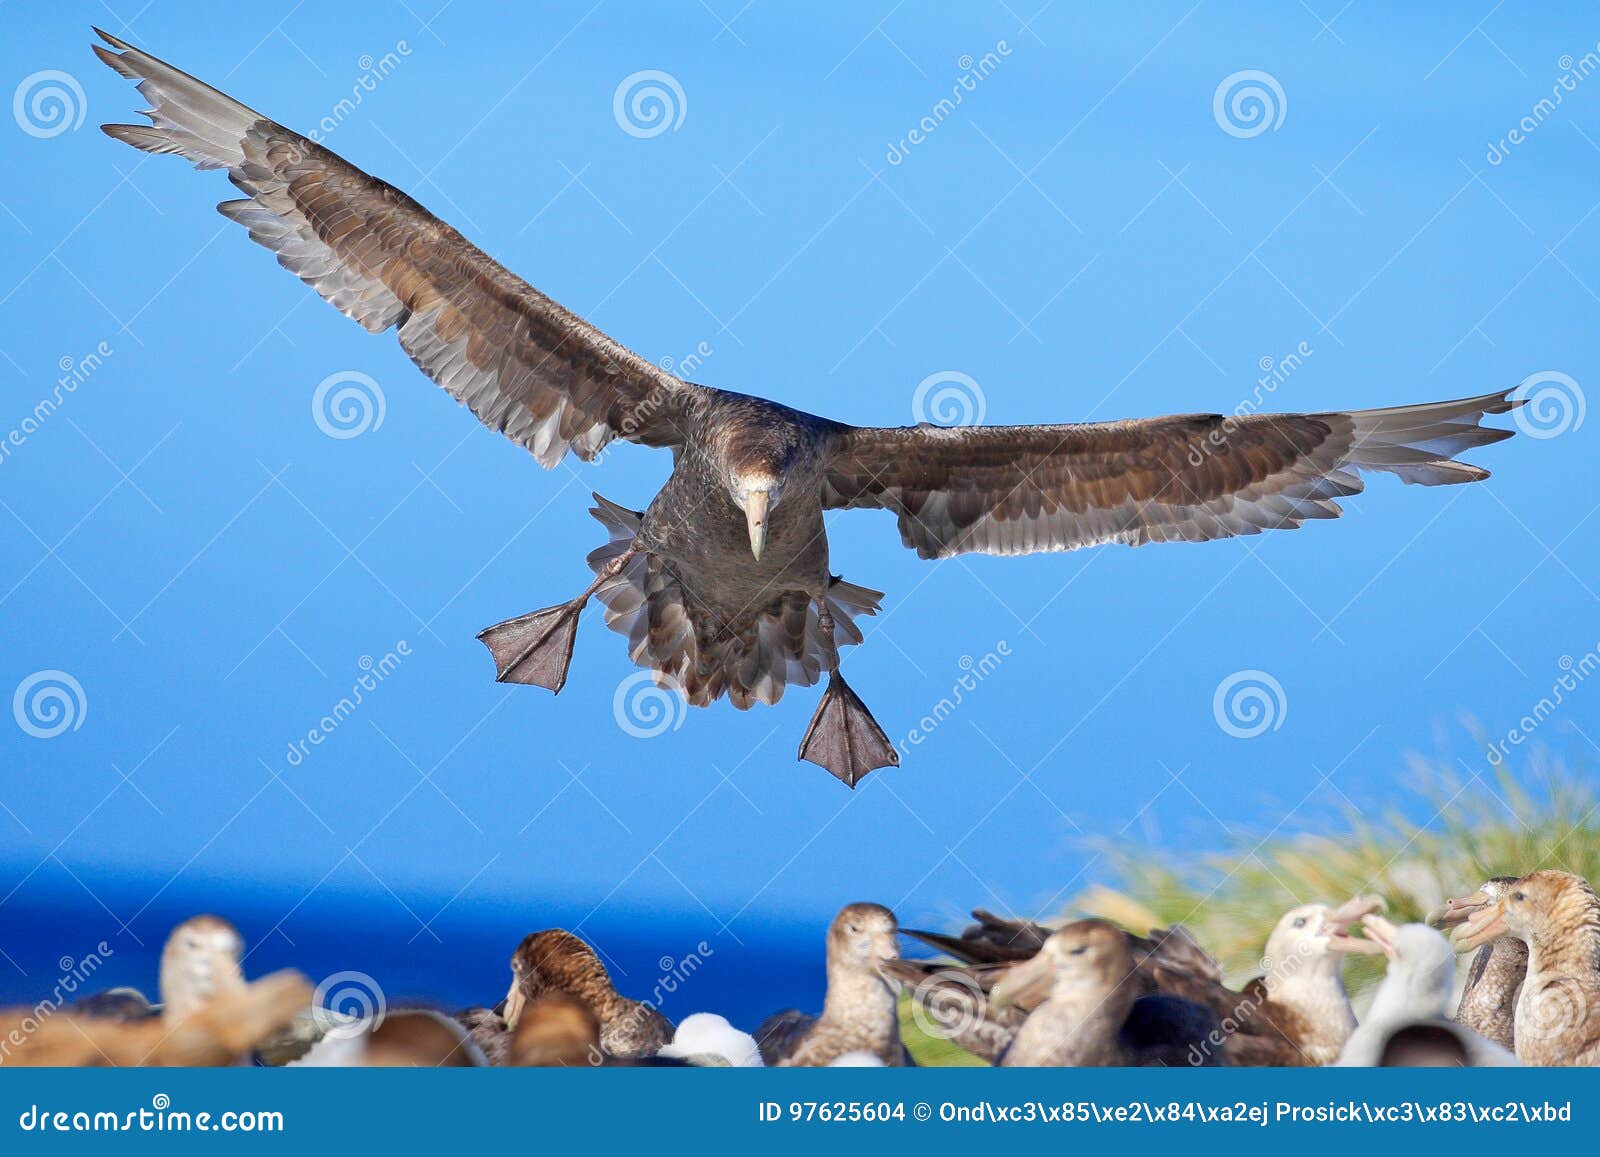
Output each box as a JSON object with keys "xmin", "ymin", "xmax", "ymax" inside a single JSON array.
[
  {"xmin": 845, "ymin": 924, "xmax": 858, "ymax": 934},
  {"xmin": 1512, "ymin": 892, "xmax": 1525, "ymax": 902},
  {"xmin": 1068, "ymin": 946, "xmax": 1087, "ymax": 956},
  {"xmin": 1292, "ymin": 917, "xmax": 1307, "ymax": 928}
]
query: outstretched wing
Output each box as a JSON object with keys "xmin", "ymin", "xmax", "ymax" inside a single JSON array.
[
  {"xmin": 94, "ymin": 29, "xmax": 700, "ymax": 466},
  {"xmin": 822, "ymin": 392, "xmax": 1519, "ymax": 560}
]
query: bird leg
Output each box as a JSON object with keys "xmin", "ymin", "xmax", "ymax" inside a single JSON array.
[
  {"xmin": 476, "ymin": 547, "xmax": 638, "ymax": 694},
  {"xmin": 797, "ymin": 603, "xmax": 899, "ymax": 788}
]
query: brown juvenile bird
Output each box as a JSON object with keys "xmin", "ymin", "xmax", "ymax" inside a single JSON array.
[
  {"xmin": 460, "ymin": 929, "xmax": 673, "ymax": 1064},
  {"xmin": 1430, "ymin": 877, "xmax": 1527, "ymax": 1052},
  {"xmin": 756, "ymin": 903, "xmax": 906, "ymax": 1066},
  {"xmin": 1451, "ymin": 869, "xmax": 1600, "ymax": 1066},
  {"xmin": 888, "ymin": 916, "xmax": 1224, "ymax": 1061},
  {"xmin": 991, "ymin": 920, "xmax": 1218, "ymax": 1066},
  {"xmin": 94, "ymin": 28, "xmax": 1525, "ymax": 787}
]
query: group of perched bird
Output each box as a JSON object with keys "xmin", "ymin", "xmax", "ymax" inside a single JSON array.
[{"xmin": 6, "ymin": 869, "xmax": 1597, "ymax": 1067}]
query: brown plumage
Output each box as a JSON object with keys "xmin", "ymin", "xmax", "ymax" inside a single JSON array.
[
  {"xmin": 1450, "ymin": 869, "xmax": 1600, "ymax": 1066},
  {"xmin": 95, "ymin": 29, "xmax": 1524, "ymax": 787},
  {"xmin": 1161, "ymin": 898, "xmax": 1380, "ymax": 1066},
  {"xmin": 906, "ymin": 898, "xmax": 1380, "ymax": 1066},
  {"xmin": 0, "ymin": 972, "xmax": 312, "ymax": 1066},
  {"xmin": 888, "ymin": 918, "xmax": 1222, "ymax": 1065},
  {"xmin": 1430, "ymin": 877, "xmax": 1527, "ymax": 1051},
  {"xmin": 756, "ymin": 903, "xmax": 906, "ymax": 1066},
  {"xmin": 459, "ymin": 929, "xmax": 673, "ymax": 1064},
  {"xmin": 995, "ymin": 921, "xmax": 1219, "ymax": 1066}
]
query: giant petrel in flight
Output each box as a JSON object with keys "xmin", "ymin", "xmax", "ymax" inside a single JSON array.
[{"xmin": 96, "ymin": 30, "xmax": 1522, "ymax": 786}]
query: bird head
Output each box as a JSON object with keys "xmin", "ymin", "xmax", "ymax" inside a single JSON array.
[
  {"xmin": 991, "ymin": 919, "xmax": 1129, "ymax": 1010},
  {"xmin": 1449, "ymin": 869, "xmax": 1596, "ymax": 951},
  {"xmin": 729, "ymin": 469, "xmax": 784, "ymax": 561},
  {"xmin": 158, "ymin": 914, "xmax": 246, "ymax": 1021},
  {"xmin": 827, "ymin": 902, "xmax": 900, "ymax": 979}
]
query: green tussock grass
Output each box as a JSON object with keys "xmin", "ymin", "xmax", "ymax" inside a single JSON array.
[{"xmin": 1072, "ymin": 749, "xmax": 1600, "ymax": 996}]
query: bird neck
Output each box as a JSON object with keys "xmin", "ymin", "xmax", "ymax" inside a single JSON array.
[
  {"xmin": 1265, "ymin": 955, "xmax": 1356, "ymax": 1050},
  {"xmin": 1011, "ymin": 987, "xmax": 1128, "ymax": 1065},
  {"xmin": 1525, "ymin": 890, "xmax": 1600, "ymax": 980},
  {"xmin": 819, "ymin": 964, "xmax": 898, "ymax": 1049}
]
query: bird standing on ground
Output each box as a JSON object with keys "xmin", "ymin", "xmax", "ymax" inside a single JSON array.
[
  {"xmin": 95, "ymin": 29, "xmax": 1524, "ymax": 786},
  {"xmin": 1430, "ymin": 877, "xmax": 1528, "ymax": 1052},
  {"xmin": 1450, "ymin": 869, "xmax": 1600, "ymax": 1066},
  {"xmin": 756, "ymin": 903, "xmax": 906, "ymax": 1066}
]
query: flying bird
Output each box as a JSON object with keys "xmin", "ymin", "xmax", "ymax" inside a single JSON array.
[{"xmin": 95, "ymin": 30, "xmax": 1523, "ymax": 786}]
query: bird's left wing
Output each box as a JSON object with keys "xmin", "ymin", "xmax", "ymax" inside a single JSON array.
[
  {"xmin": 94, "ymin": 30, "xmax": 701, "ymax": 466},
  {"xmin": 822, "ymin": 391, "xmax": 1518, "ymax": 560}
]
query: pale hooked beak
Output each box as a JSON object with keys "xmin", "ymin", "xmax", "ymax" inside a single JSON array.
[
  {"xmin": 501, "ymin": 977, "xmax": 527, "ymax": 1031},
  {"xmin": 1450, "ymin": 903, "xmax": 1509, "ymax": 953},
  {"xmin": 989, "ymin": 951, "xmax": 1054, "ymax": 1012},
  {"xmin": 1340, "ymin": 913, "xmax": 1397, "ymax": 958},
  {"xmin": 742, "ymin": 489, "xmax": 770, "ymax": 561},
  {"xmin": 1427, "ymin": 887, "xmax": 1494, "ymax": 930}
]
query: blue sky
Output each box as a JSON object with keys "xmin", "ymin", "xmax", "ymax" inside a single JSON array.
[{"xmin": 0, "ymin": 3, "xmax": 1595, "ymax": 1013}]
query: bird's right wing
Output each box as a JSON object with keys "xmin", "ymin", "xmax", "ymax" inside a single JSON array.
[
  {"xmin": 823, "ymin": 392, "xmax": 1519, "ymax": 560},
  {"xmin": 94, "ymin": 30, "xmax": 702, "ymax": 466}
]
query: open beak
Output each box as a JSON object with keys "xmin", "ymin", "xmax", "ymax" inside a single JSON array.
[
  {"xmin": 1427, "ymin": 888, "xmax": 1493, "ymax": 930},
  {"xmin": 989, "ymin": 952, "xmax": 1054, "ymax": 1012},
  {"xmin": 1449, "ymin": 903, "xmax": 1508, "ymax": 953},
  {"xmin": 742, "ymin": 490, "xmax": 770, "ymax": 561},
  {"xmin": 1345, "ymin": 913, "xmax": 1398, "ymax": 958},
  {"xmin": 501, "ymin": 977, "xmax": 526, "ymax": 1031},
  {"xmin": 1325, "ymin": 895, "xmax": 1386, "ymax": 953}
]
